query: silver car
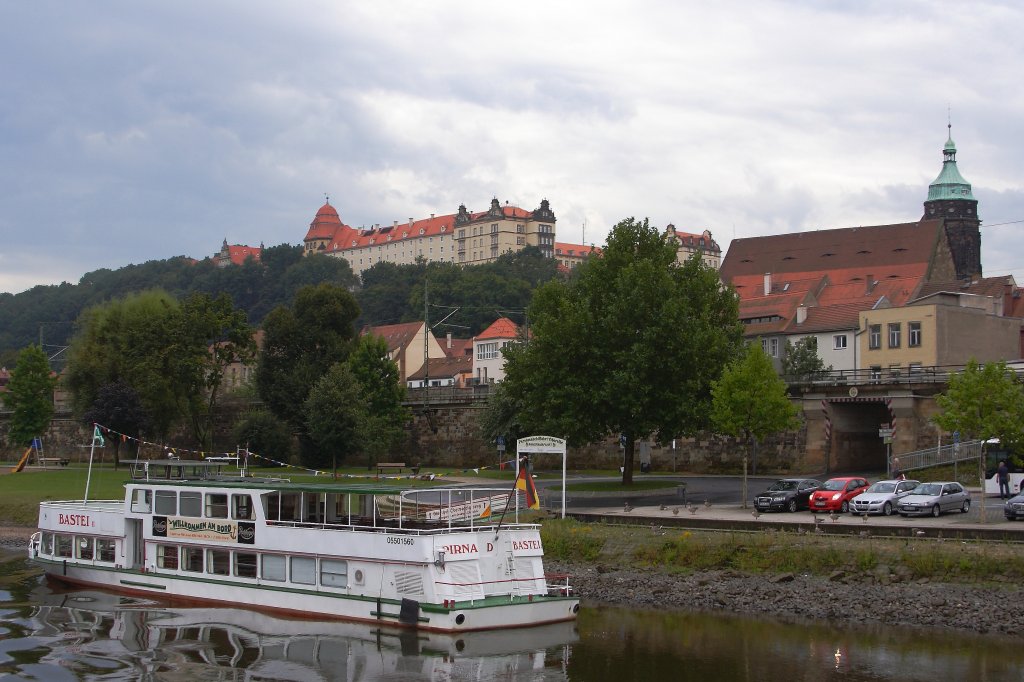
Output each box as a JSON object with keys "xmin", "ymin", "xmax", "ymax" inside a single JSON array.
[
  {"xmin": 897, "ymin": 482, "xmax": 971, "ymax": 517},
  {"xmin": 850, "ymin": 479, "xmax": 920, "ymax": 516}
]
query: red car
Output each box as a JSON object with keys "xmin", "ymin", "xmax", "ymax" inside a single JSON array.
[{"xmin": 808, "ymin": 477, "xmax": 869, "ymax": 513}]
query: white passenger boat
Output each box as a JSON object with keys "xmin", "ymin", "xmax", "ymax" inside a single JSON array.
[{"xmin": 29, "ymin": 459, "xmax": 578, "ymax": 632}]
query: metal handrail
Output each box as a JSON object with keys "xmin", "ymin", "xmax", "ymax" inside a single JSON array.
[{"xmin": 896, "ymin": 440, "xmax": 983, "ymax": 472}]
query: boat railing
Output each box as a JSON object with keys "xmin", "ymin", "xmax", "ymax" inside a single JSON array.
[
  {"xmin": 265, "ymin": 518, "xmax": 540, "ymax": 536},
  {"xmin": 544, "ymin": 573, "xmax": 574, "ymax": 597},
  {"xmin": 38, "ymin": 499, "xmax": 124, "ymax": 511}
]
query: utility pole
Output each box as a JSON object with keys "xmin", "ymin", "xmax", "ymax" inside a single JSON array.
[{"xmin": 423, "ymin": 277, "xmax": 429, "ymax": 408}]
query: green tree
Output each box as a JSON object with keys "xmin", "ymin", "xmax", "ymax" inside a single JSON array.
[
  {"xmin": 711, "ymin": 342, "xmax": 800, "ymax": 504},
  {"xmin": 170, "ymin": 293, "xmax": 256, "ymax": 449},
  {"xmin": 2, "ymin": 345, "xmax": 57, "ymax": 448},
  {"xmin": 497, "ymin": 217, "xmax": 744, "ymax": 484},
  {"xmin": 231, "ymin": 408, "xmax": 295, "ymax": 466},
  {"xmin": 64, "ymin": 290, "xmax": 184, "ymax": 440},
  {"xmin": 81, "ymin": 380, "xmax": 150, "ymax": 469},
  {"xmin": 781, "ymin": 337, "xmax": 832, "ymax": 381},
  {"xmin": 256, "ymin": 284, "xmax": 360, "ymax": 465},
  {"xmin": 348, "ymin": 335, "xmax": 409, "ymax": 467},
  {"xmin": 304, "ymin": 363, "xmax": 367, "ymax": 474},
  {"xmin": 935, "ymin": 359, "xmax": 1024, "ymax": 521}
]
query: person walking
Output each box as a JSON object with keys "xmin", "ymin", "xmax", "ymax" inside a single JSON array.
[
  {"xmin": 891, "ymin": 457, "xmax": 904, "ymax": 481},
  {"xmin": 997, "ymin": 460, "xmax": 1011, "ymax": 499}
]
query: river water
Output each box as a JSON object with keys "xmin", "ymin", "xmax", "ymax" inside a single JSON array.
[{"xmin": 1, "ymin": 555, "xmax": 1023, "ymax": 681}]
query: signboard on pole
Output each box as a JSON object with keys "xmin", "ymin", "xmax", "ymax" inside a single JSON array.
[{"xmin": 517, "ymin": 436, "xmax": 568, "ymax": 519}]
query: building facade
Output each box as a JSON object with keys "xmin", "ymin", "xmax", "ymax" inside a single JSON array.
[{"xmin": 303, "ymin": 198, "xmax": 557, "ymax": 278}]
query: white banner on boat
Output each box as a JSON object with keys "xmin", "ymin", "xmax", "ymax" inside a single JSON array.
[{"xmin": 423, "ymin": 494, "xmax": 509, "ymax": 521}]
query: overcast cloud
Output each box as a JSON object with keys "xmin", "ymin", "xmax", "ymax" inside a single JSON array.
[{"xmin": 1, "ymin": 0, "xmax": 1021, "ymax": 294}]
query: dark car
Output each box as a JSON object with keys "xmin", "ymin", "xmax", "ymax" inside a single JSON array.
[
  {"xmin": 1005, "ymin": 491, "xmax": 1024, "ymax": 520},
  {"xmin": 754, "ymin": 478, "xmax": 823, "ymax": 513}
]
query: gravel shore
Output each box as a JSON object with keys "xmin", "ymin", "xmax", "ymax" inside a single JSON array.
[{"xmin": 549, "ymin": 558, "xmax": 1024, "ymax": 635}]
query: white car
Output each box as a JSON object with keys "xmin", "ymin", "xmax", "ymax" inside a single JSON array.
[{"xmin": 849, "ymin": 479, "xmax": 920, "ymax": 516}]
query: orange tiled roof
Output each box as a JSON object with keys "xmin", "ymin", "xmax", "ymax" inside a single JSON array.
[
  {"xmin": 362, "ymin": 321, "xmax": 424, "ymax": 353},
  {"xmin": 476, "ymin": 317, "xmax": 519, "ymax": 341},
  {"xmin": 224, "ymin": 244, "xmax": 262, "ymax": 265},
  {"xmin": 554, "ymin": 242, "xmax": 600, "ymax": 258}
]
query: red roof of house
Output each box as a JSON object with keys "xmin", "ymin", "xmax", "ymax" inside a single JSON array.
[
  {"xmin": 443, "ymin": 337, "xmax": 473, "ymax": 358},
  {"xmin": 720, "ymin": 220, "xmax": 945, "ymax": 283},
  {"xmin": 476, "ymin": 317, "xmax": 519, "ymax": 341},
  {"xmin": 554, "ymin": 242, "xmax": 600, "ymax": 258},
  {"xmin": 223, "ymin": 245, "xmax": 261, "ymax": 265},
  {"xmin": 362, "ymin": 321, "xmax": 424, "ymax": 353}
]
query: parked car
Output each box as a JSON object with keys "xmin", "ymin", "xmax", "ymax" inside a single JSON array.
[
  {"xmin": 897, "ymin": 482, "xmax": 971, "ymax": 517},
  {"xmin": 808, "ymin": 477, "xmax": 869, "ymax": 513},
  {"xmin": 753, "ymin": 478, "xmax": 823, "ymax": 513},
  {"xmin": 1005, "ymin": 490, "xmax": 1024, "ymax": 520},
  {"xmin": 850, "ymin": 479, "xmax": 921, "ymax": 516}
]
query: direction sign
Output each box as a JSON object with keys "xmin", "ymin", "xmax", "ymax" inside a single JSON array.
[{"xmin": 878, "ymin": 428, "xmax": 895, "ymax": 438}]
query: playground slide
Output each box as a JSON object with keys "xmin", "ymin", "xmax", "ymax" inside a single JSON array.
[{"xmin": 11, "ymin": 446, "xmax": 31, "ymax": 473}]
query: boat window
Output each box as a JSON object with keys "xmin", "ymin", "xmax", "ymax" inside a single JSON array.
[
  {"xmin": 76, "ymin": 537, "xmax": 94, "ymax": 560},
  {"xmin": 131, "ymin": 489, "xmax": 152, "ymax": 513},
  {"xmin": 157, "ymin": 544, "xmax": 179, "ymax": 570},
  {"xmin": 41, "ymin": 532, "xmax": 53, "ymax": 555},
  {"xmin": 205, "ymin": 493, "xmax": 228, "ymax": 519},
  {"xmin": 56, "ymin": 534, "xmax": 72, "ymax": 558},
  {"xmin": 290, "ymin": 556, "xmax": 316, "ymax": 585},
  {"xmin": 179, "ymin": 492, "xmax": 202, "ymax": 517},
  {"xmin": 154, "ymin": 490, "xmax": 177, "ymax": 515},
  {"xmin": 235, "ymin": 552, "xmax": 258, "ymax": 578},
  {"xmin": 320, "ymin": 559, "xmax": 348, "ymax": 588},
  {"xmin": 208, "ymin": 549, "xmax": 230, "ymax": 575},
  {"xmin": 262, "ymin": 554, "xmax": 286, "ymax": 581},
  {"xmin": 232, "ymin": 494, "xmax": 254, "ymax": 520},
  {"xmin": 264, "ymin": 492, "xmax": 299, "ymax": 522},
  {"xmin": 97, "ymin": 538, "xmax": 115, "ymax": 562},
  {"xmin": 182, "ymin": 546, "xmax": 204, "ymax": 572}
]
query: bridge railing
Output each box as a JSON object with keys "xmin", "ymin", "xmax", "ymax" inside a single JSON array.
[
  {"xmin": 785, "ymin": 362, "xmax": 1024, "ymax": 389},
  {"xmin": 896, "ymin": 440, "xmax": 983, "ymax": 473}
]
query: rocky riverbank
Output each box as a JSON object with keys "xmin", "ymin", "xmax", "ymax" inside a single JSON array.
[{"xmin": 548, "ymin": 558, "xmax": 1024, "ymax": 635}]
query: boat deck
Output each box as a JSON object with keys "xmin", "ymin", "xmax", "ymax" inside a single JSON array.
[{"xmin": 39, "ymin": 500, "xmax": 123, "ymax": 513}]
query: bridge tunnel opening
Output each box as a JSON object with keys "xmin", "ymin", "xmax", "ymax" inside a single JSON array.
[{"xmin": 828, "ymin": 400, "xmax": 891, "ymax": 475}]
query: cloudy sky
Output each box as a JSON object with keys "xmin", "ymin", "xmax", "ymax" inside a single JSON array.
[{"xmin": 2, "ymin": 1, "xmax": 1022, "ymax": 295}]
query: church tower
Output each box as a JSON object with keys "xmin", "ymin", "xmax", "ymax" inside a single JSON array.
[{"xmin": 922, "ymin": 126, "xmax": 981, "ymax": 280}]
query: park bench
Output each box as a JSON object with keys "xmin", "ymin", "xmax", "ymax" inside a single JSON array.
[
  {"xmin": 39, "ymin": 457, "xmax": 70, "ymax": 467},
  {"xmin": 376, "ymin": 462, "xmax": 407, "ymax": 476}
]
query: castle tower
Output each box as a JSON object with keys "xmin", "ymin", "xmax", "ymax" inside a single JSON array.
[{"xmin": 922, "ymin": 126, "xmax": 981, "ymax": 280}]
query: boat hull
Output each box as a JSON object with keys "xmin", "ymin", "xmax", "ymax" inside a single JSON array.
[{"xmin": 36, "ymin": 558, "xmax": 579, "ymax": 632}]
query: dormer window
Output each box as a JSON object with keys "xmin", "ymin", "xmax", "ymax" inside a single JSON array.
[
  {"xmin": 821, "ymin": 252, "xmax": 835, "ymax": 258},
  {"xmin": 857, "ymin": 249, "xmax": 871, "ymax": 254},
  {"xmin": 419, "ymin": 228, "xmax": 425, "ymax": 235},
  {"xmin": 893, "ymin": 247, "xmax": 908, "ymax": 253}
]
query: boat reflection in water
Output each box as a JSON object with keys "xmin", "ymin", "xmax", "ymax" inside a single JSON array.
[{"xmin": 28, "ymin": 585, "xmax": 578, "ymax": 680}]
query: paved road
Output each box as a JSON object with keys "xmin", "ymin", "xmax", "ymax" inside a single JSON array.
[{"xmin": 536, "ymin": 474, "xmax": 1021, "ymax": 528}]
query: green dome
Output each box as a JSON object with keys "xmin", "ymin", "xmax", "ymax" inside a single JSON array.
[{"xmin": 927, "ymin": 129, "xmax": 974, "ymax": 201}]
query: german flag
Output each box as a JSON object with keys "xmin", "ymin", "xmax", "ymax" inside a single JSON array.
[{"xmin": 515, "ymin": 467, "xmax": 540, "ymax": 509}]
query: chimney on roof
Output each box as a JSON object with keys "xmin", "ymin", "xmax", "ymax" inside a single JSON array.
[
  {"xmin": 446, "ymin": 332, "xmax": 452, "ymax": 349},
  {"xmin": 431, "ymin": 214, "xmax": 435, "ymax": 220},
  {"xmin": 764, "ymin": 272, "xmax": 772, "ymax": 295},
  {"xmin": 866, "ymin": 274, "xmax": 876, "ymax": 295},
  {"xmin": 796, "ymin": 305, "xmax": 807, "ymax": 324},
  {"xmin": 393, "ymin": 220, "xmax": 398, "ymax": 227},
  {"xmin": 409, "ymin": 218, "xmax": 414, "ymax": 227}
]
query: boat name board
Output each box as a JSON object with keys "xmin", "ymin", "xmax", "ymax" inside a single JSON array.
[
  {"xmin": 438, "ymin": 538, "xmax": 542, "ymax": 557},
  {"xmin": 58, "ymin": 513, "xmax": 95, "ymax": 528},
  {"xmin": 153, "ymin": 516, "xmax": 256, "ymax": 544}
]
